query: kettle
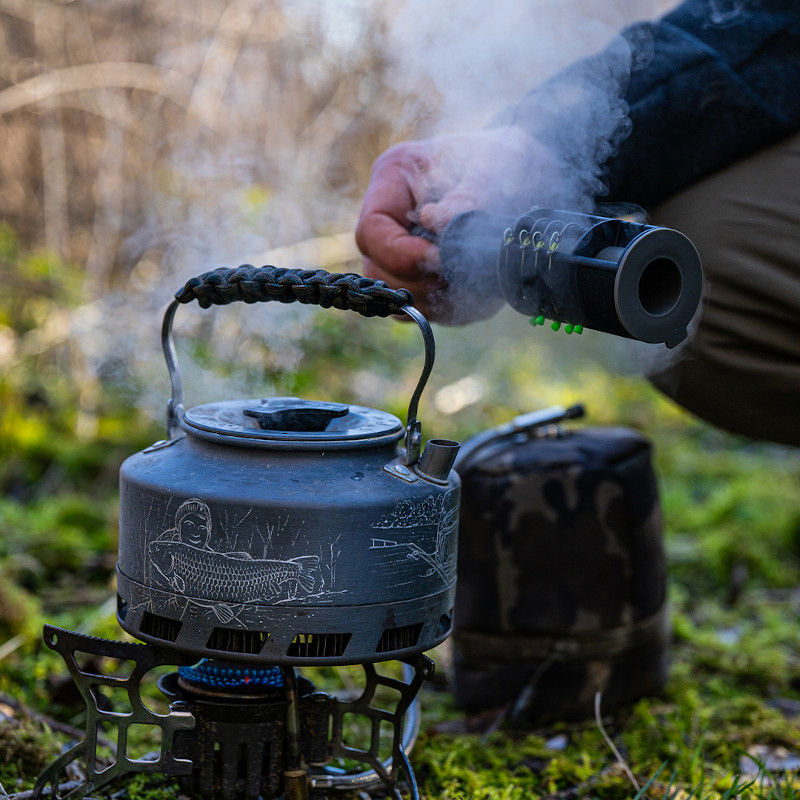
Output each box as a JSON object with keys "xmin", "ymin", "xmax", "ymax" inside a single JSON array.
[{"xmin": 116, "ymin": 264, "xmax": 461, "ymax": 666}]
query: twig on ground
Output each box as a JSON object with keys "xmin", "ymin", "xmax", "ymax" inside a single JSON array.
[
  {"xmin": 7, "ymin": 781, "xmax": 80, "ymax": 800},
  {"xmin": 0, "ymin": 634, "xmax": 26, "ymax": 663},
  {"xmin": 507, "ymin": 653, "xmax": 558, "ymax": 727},
  {"xmin": 594, "ymin": 691, "xmax": 641, "ymax": 794}
]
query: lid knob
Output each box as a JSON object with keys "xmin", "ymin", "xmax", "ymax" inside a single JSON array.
[{"xmin": 242, "ymin": 399, "xmax": 349, "ymax": 432}]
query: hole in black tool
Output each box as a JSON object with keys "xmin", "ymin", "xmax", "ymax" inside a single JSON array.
[
  {"xmin": 638, "ymin": 257, "xmax": 682, "ymax": 316},
  {"xmin": 376, "ymin": 623, "xmax": 423, "ymax": 653},
  {"xmin": 140, "ymin": 611, "xmax": 182, "ymax": 642},
  {"xmin": 206, "ymin": 628, "xmax": 270, "ymax": 654}
]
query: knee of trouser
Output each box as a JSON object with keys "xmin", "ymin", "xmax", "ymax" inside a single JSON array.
[
  {"xmin": 645, "ymin": 219, "xmax": 800, "ymax": 443},
  {"xmin": 647, "ymin": 286, "xmax": 800, "ymax": 445},
  {"xmin": 645, "ymin": 137, "xmax": 800, "ymax": 444}
]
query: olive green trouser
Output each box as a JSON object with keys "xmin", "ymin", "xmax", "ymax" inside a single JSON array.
[{"xmin": 648, "ymin": 129, "xmax": 800, "ymax": 446}]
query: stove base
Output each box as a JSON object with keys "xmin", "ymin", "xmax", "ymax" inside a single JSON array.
[{"xmin": 33, "ymin": 624, "xmax": 431, "ymax": 800}]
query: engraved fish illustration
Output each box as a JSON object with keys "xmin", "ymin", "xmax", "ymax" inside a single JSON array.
[{"xmin": 148, "ymin": 538, "xmax": 319, "ymax": 601}]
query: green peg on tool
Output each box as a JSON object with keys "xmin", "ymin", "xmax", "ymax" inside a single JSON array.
[
  {"xmin": 551, "ymin": 321, "xmax": 561, "ymax": 331},
  {"xmin": 565, "ymin": 324, "xmax": 574, "ymax": 334},
  {"xmin": 574, "ymin": 325, "xmax": 583, "ymax": 334}
]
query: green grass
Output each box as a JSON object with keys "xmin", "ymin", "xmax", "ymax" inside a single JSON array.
[{"xmin": 1, "ymin": 228, "xmax": 800, "ymax": 798}]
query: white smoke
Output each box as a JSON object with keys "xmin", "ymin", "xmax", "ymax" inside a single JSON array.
[
  {"xmin": 383, "ymin": 0, "xmax": 676, "ymax": 209},
  {"xmin": 56, "ymin": 0, "xmax": 686, "ymax": 430},
  {"xmin": 374, "ymin": 0, "xmax": 686, "ymax": 371},
  {"xmin": 387, "ymin": 0, "xmax": 666, "ymax": 132}
]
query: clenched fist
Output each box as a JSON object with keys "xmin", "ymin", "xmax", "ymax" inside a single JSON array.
[{"xmin": 356, "ymin": 126, "xmax": 555, "ymax": 321}]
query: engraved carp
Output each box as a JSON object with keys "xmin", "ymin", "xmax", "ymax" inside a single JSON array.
[{"xmin": 148, "ymin": 538, "xmax": 319, "ymax": 602}]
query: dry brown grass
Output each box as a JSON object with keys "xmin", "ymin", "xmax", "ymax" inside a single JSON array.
[
  {"xmin": 0, "ymin": 1, "xmax": 683, "ymax": 289},
  {"xmin": 0, "ymin": 0, "xmax": 435, "ymax": 289}
]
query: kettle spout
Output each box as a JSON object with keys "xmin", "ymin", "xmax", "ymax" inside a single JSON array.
[{"xmin": 417, "ymin": 439, "xmax": 460, "ymax": 482}]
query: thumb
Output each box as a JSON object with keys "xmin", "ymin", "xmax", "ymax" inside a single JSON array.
[{"xmin": 418, "ymin": 181, "xmax": 482, "ymax": 232}]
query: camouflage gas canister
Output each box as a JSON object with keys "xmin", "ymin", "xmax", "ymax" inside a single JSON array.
[{"xmin": 453, "ymin": 407, "xmax": 669, "ymax": 723}]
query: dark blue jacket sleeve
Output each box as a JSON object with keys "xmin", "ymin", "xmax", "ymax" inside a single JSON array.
[
  {"xmin": 609, "ymin": 0, "xmax": 800, "ymax": 205},
  {"xmin": 513, "ymin": 0, "xmax": 800, "ymax": 208}
]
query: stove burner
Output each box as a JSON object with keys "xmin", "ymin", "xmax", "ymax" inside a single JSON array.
[
  {"xmin": 34, "ymin": 267, "xmax": 454, "ymax": 800},
  {"xmin": 178, "ymin": 660, "xmax": 285, "ymax": 694},
  {"xmin": 33, "ymin": 625, "xmax": 430, "ymax": 800}
]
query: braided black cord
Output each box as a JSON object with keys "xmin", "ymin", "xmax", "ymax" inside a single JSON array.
[{"xmin": 175, "ymin": 265, "xmax": 414, "ymax": 318}]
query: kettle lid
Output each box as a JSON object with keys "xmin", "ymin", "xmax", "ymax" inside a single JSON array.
[{"xmin": 181, "ymin": 396, "xmax": 404, "ymax": 450}]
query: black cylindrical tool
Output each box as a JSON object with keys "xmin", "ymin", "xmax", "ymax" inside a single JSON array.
[{"xmin": 414, "ymin": 206, "xmax": 703, "ymax": 347}]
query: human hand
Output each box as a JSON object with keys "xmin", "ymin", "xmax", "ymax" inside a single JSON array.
[{"xmin": 356, "ymin": 126, "xmax": 549, "ymax": 321}]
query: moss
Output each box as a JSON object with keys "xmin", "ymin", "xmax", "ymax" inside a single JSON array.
[
  {"xmin": 0, "ymin": 564, "xmax": 42, "ymax": 638},
  {"xmin": 123, "ymin": 774, "xmax": 182, "ymax": 800},
  {"xmin": 1, "ymin": 232, "xmax": 800, "ymax": 798},
  {"xmin": 0, "ymin": 717, "xmax": 59, "ymax": 785}
]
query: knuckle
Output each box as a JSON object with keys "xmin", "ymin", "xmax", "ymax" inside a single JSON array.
[
  {"xmin": 374, "ymin": 141, "xmax": 424, "ymax": 172},
  {"xmin": 354, "ymin": 219, "xmax": 368, "ymax": 255},
  {"xmin": 378, "ymin": 142, "xmax": 407, "ymax": 162}
]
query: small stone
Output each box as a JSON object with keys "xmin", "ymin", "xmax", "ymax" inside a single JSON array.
[
  {"xmin": 740, "ymin": 744, "xmax": 800, "ymax": 775},
  {"xmin": 545, "ymin": 734, "xmax": 568, "ymax": 750}
]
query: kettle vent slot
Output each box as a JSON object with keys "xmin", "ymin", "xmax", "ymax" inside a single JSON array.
[
  {"xmin": 206, "ymin": 628, "xmax": 270, "ymax": 655},
  {"xmin": 376, "ymin": 622, "xmax": 423, "ymax": 653},
  {"xmin": 436, "ymin": 609, "xmax": 454, "ymax": 638},
  {"xmin": 140, "ymin": 611, "xmax": 182, "ymax": 643},
  {"xmin": 287, "ymin": 632, "xmax": 351, "ymax": 658}
]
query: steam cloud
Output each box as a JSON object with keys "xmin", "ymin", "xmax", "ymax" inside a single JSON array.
[
  {"xmin": 383, "ymin": 0, "xmax": 691, "ymax": 375},
  {"xmin": 385, "ymin": 0, "xmax": 672, "ymax": 205},
  {"xmin": 61, "ymin": 0, "xmax": 686, "ymax": 428}
]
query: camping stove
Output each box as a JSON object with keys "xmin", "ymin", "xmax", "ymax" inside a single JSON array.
[{"xmin": 34, "ymin": 266, "xmax": 461, "ymax": 800}]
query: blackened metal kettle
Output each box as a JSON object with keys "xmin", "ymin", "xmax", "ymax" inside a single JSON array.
[{"xmin": 116, "ymin": 265, "xmax": 460, "ymax": 666}]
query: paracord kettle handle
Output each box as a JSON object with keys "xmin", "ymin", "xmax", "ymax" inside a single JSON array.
[{"xmin": 162, "ymin": 265, "xmax": 434, "ymax": 465}]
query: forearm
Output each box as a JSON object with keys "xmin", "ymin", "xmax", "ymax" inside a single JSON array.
[{"xmin": 511, "ymin": 0, "xmax": 800, "ymax": 208}]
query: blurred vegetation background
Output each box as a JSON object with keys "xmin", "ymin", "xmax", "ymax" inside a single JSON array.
[{"xmin": 1, "ymin": 1, "xmax": 800, "ymax": 798}]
